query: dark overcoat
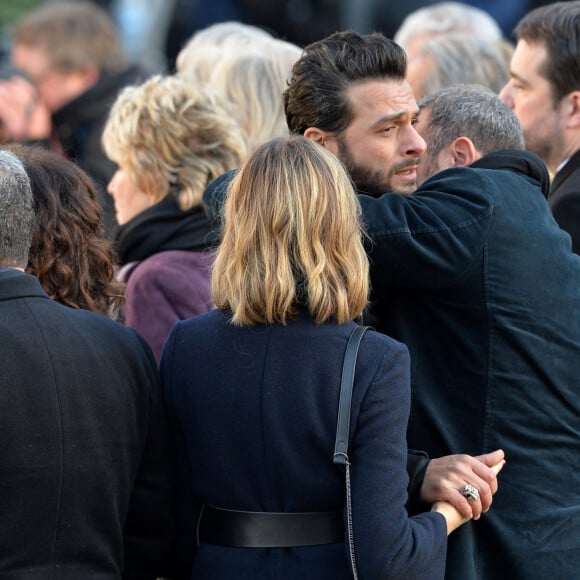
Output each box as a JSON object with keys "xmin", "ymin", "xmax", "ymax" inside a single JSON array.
[
  {"xmin": 361, "ymin": 150, "xmax": 580, "ymax": 579},
  {"xmin": 160, "ymin": 309, "xmax": 448, "ymax": 580},
  {"xmin": 0, "ymin": 269, "xmax": 174, "ymax": 579}
]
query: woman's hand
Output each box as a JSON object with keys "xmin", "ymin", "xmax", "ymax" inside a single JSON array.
[{"xmin": 432, "ymin": 501, "xmax": 470, "ymax": 534}]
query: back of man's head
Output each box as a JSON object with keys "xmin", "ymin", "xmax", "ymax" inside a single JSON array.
[
  {"xmin": 284, "ymin": 31, "xmax": 406, "ymax": 135},
  {"xmin": 14, "ymin": 0, "xmax": 126, "ymax": 75},
  {"xmin": 0, "ymin": 150, "xmax": 34, "ymax": 269},
  {"xmin": 419, "ymin": 84, "xmax": 525, "ymax": 159},
  {"xmin": 514, "ymin": 1, "xmax": 580, "ymax": 104}
]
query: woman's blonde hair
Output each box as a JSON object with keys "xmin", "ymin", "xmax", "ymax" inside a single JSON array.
[
  {"xmin": 212, "ymin": 136, "xmax": 369, "ymax": 326},
  {"xmin": 102, "ymin": 75, "xmax": 248, "ymax": 210},
  {"xmin": 207, "ymin": 40, "xmax": 302, "ymax": 152},
  {"xmin": 176, "ymin": 21, "xmax": 273, "ymax": 81},
  {"xmin": 178, "ymin": 29, "xmax": 302, "ymax": 155}
]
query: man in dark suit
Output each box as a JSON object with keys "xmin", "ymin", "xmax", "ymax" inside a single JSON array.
[
  {"xmin": 0, "ymin": 149, "xmax": 173, "ymax": 578},
  {"xmin": 500, "ymin": 1, "xmax": 580, "ymax": 253}
]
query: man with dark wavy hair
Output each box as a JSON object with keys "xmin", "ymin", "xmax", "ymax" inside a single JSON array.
[
  {"xmin": 0, "ymin": 149, "xmax": 173, "ymax": 578},
  {"xmin": 285, "ymin": 31, "xmax": 425, "ymax": 197}
]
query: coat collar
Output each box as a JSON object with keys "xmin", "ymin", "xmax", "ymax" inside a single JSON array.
[
  {"xmin": 470, "ymin": 149, "xmax": 551, "ymax": 199},
  {"xmin": 0, "ymin": 270, "xmax": 49, "ymax": 302},
  {"xmin": 550, "ymin": 149, "xmax": 580, "ymax": 195}
]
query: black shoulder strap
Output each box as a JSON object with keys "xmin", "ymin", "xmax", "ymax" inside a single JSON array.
[{"xmin": 333, "ymin": 325, "xmax": 370, "ymax": 465}]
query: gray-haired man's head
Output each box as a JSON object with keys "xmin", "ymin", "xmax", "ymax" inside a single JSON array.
[
  {"xmin": 0, "ymin": 149, "xmax": 34, "ymax": 268},
  {"xmin": 415, "ymin": 84, "xmax": 524, "ymax": 185}
]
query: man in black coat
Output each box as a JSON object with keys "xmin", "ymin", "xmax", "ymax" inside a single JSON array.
[
  {"xmin": 205, "ymin": 31, "xmax": 505, "ymax": 523},
  {"xmin": 500, "ymin": 1, "xmax": 580, "ymax": 253},
  {"xmin": 361, "ymin": 84, "xmax": 580, "ymax": 579},
  {"xmin": 0, "ymin": 149, "xmax": 174, "ymax": 579}
]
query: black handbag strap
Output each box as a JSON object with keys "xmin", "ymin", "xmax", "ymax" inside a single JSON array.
[{"xmin": 333, "ymin": 325, "xmax": 370, "ymax": 465}]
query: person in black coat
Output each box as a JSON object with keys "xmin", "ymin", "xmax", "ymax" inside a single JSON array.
[
  {"xmin": 161, "ymin": 136, "xmax": 474, "ymax": 579},
  {"xmin": 547, "ymin": 149, "xmax": 580, "ymax": 253},
  {"xmin": 0, "ymin": 149, "xmax": 174, "ymax": 579},
  {"xmin": 363, "ymin": 85, "xmax": 580, "ymax": 579}
]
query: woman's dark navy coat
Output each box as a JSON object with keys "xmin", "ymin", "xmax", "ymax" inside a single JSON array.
[{"xmin": 160, "ymin": 310, "xmax": 448, "ymax": 579}]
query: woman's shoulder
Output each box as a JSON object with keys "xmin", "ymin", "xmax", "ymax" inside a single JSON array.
[
  {"xmin": 358, "ymin": 325, "xmax": 409, "ymax": 361},
  {"xmin": 130, "ymin": 250, "xmax": 213, "ymax": 276},
  {"xmin": 123, "ymin": 251, "xmax": 213, "ymax": 297}
]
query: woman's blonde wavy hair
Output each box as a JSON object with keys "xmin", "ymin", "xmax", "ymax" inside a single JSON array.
[
  {"xmin": 102, "ymin": 75, "xmax": 248, "ymax": 211},
  {"xmin": 212, "ymin": 136, "xmax": 369, "ymax": 326}
]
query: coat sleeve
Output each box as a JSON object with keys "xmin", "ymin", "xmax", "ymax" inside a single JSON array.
[
  {"xmin": 350, "ymin": 338, "xmax": 448, "ymax": 580},
  {"xmin": 359, "ymin": 167, "xmax": 494, "ymax": 289},
  {"xmin": 122, "ymin": 333, "xmax": 175, "ymax": 580}
]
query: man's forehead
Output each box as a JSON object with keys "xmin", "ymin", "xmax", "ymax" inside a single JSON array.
[
  {"xmin": 512, "ymin": 39, "xmax": 549, "ymax": 77},
  {"xmin": 345, "ymin": 78, "xmax": 419, "ymax": 118}
]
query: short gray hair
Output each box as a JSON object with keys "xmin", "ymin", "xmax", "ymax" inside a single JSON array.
[
  {"xmin": 395, "ymin": 2, "xmax": 502, "ymax": 53},
  {"xmin": 419, "ymin": 84, "xmax": 525, "ymax": 158},
  {"xmin": 413, "ymin": 34, "xmax": 512, "ymax": 98},
  {"xmin": 0, "ymin": 150, "xmax": 34, "ymax": 268}
]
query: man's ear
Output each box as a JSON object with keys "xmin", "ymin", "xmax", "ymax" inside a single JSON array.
[
  {"xmin": 303, "ymin": 127, "xmax": 336, "ymax": 152},
  {"xmin": 564, "ymin": 91, "xmax": 580, "ymax": 129},
  {"xmin": 448, "ymin": 136, "xmax": 480, "ymax": 167}
]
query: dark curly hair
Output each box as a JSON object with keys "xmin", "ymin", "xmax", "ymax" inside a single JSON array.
[{"xmin": 12, "ymin": 146, "xmax": 124, "ymax": 316}]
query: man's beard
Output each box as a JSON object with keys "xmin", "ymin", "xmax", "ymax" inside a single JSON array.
[
  {"xmin": 336, "ymin": 134, "xmax": 420, "ymax": 196},
  {"xmin": 337, "ymin": 136, "xmax": 390, "ymax": 197}
]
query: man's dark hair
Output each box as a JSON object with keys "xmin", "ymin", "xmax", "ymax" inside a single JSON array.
[
  {"xmin": 419, "ymin": 84, "xmax": 525, "ymax": 159},
  {"xmin": 0, "ymin": 150, "xmax": 34, "ymax": 268},
  {"xmin": 515, "ymin": 1, "xmax": 580, "ymax": 104},
  {"xmin": 284, "ymin": 31, "xmax": 407, "ymax": 135}
]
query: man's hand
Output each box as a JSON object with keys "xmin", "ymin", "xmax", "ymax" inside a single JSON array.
[
  {"xmin": 0, "ymin": 76, "xmax": 51, "ymax": 142},
  {"xmin": 420, "ymin": 449, "xmax": 505, "ymax": 520}
]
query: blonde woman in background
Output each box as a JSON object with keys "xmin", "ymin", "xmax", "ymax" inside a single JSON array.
[
  {"xmin": 102, "ymin": 75, "xmax": 247, "ymax": 361},
  {"xmin": 177, "ymin": 22, "xmax": 302, "ymax": 154}
]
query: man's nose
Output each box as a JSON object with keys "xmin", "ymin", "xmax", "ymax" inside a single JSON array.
[{"xmin": 499, "ymin": 83, "xmax": 514, "ymax": 108}]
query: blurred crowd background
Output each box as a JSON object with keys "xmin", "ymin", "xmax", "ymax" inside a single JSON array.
[{"xmin": 0, "ymin": 0, "xmax": 556, "ymax": 74}]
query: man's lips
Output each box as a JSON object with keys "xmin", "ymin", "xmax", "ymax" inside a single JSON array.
[{"xmin": 395, "ymin": 165, "xmax": 419, "ymax": 180}]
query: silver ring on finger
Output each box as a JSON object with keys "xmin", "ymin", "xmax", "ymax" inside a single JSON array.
[{"xmin": 461, "ymin": 483, "xmax": 479, "ymax": 502}]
